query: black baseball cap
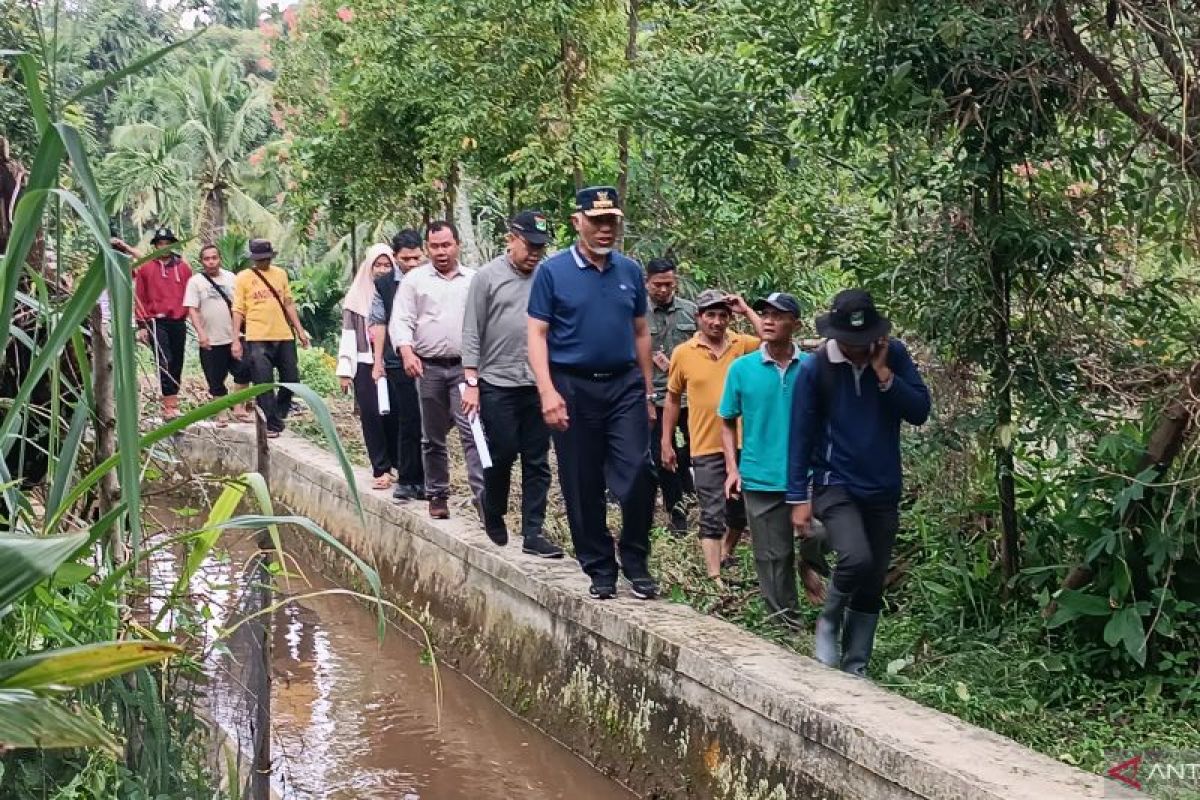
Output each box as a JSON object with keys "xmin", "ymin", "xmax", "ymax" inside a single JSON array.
[
  {"xmin": 509, "ymin": 210, "xmax": 552, "ymax": 246},
  {"xmin": 752, "ymin": 292, "xmax": 801, "ymax": 317},
  {"xmin": 575, "ymin": 185, "xmax": 623, "ymax": 217},
  {"xmin": 815, "ymin": 288, "xmax": 892, "ymax": 346}
]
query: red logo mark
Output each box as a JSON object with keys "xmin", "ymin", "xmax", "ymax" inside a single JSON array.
[{"xmin": 1107, "ymin": 755, "xmax": 1143, "ymax": 790}]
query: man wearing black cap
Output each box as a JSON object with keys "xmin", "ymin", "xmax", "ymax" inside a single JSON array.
[
  {"xmin": 461, "ymin": 211, "xmax": 563, "ymax": 558},
  {"xmin": 113, "ymin": 226, "xmax": 192, "ymax": 420},
  {"xmin": 720, "ymin": 292, "xmax": 827, "ymax": 628},
  {"xmin": 527, "ymin": 186, "xmax": 659, "ymax": 600},
  {"xmin": 231, "ymin": 239, "xmax": 310, "ymax": 437},
  {"xmin": 787, "ymin": 289, "xmax": 930, "ymax": 676}
]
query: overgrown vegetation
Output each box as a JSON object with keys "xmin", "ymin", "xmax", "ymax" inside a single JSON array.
[
  {"xmin": 269, "ymin": 0, "xmax": 1200, "ymax": 775},
  {"xmin": 5, "ymin": 0, "xmax": 1200, "ymax": 790},
  {"xmin": 0, "ymin": 6, "xmax": 376, "ymax": 796}
]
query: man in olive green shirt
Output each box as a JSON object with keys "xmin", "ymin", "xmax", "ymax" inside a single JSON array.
[{"xmin": 646, "ymin": 258, "xmax": 697, "ymax": 533}]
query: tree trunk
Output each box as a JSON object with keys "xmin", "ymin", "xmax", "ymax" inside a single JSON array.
[
  {"xmin": 203, "ymin": 184, "xmax": 228, "ymax": 242},
  {"xmin": 615, "ymin": 0, "xmax": 639, "ymax": 250},
  {"xmin": 452, "ymin": 163, "xmax": 482, "ymax": 267},
  {"xmin": 984, "ymin": 160, "xmax": 1020, "ymax": 579},
  {"xmin": 560, "ymin": 35, "xmax": 585, "ymax": 193},
  {"xmin": 90, "ymin": 304, "xmax": 120, "ymax": 552},
  {"xmin": 444, "ymin": 165, "xmax": 457, "ymax": 222},
  {"xmin": 0, "ymin": 137, "xmax": 25, "ymax": 254}
]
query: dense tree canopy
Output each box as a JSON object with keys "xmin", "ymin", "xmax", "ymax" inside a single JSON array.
[{"xmin": 3, "ymin": 0, "xmax": 1198, "ymax": 780}]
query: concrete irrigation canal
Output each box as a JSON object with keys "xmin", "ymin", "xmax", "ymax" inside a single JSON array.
[{"xmin": 178, "ymin": 427, "xmax": 1135, "ymax": 800}]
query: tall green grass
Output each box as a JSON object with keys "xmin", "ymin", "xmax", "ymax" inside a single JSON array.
[{"xmin": 0, "ymin": 23, "xmax": 379, "ymax": 798}]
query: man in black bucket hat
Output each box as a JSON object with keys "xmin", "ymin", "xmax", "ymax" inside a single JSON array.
[{"xmin": 786, "ymin": 288, "xmax": 930, "ymax": 677}]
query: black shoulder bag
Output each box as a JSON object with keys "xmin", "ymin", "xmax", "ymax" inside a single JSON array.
[{"xmin": 250, "ymin": 268, "xmax": 298, "ymax": 339}]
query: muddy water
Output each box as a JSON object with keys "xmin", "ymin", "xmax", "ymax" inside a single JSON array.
[{"xmin": 206, "ymin": 541, "xmax": 632, "ymax": 800}]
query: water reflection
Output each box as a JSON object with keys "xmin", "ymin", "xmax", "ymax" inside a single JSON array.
[{"xmin": 195, "ymin": 534, "xmax": 629, "ymax": 799}]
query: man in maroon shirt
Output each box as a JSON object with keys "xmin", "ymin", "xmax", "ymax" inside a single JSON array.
[{"xmin": 112, "ymin": 226, "xmax": 192, "ymax": 420}]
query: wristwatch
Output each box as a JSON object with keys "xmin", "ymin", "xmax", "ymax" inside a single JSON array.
[{"xmin": 465, "ymin": 376, "xmax": 479, "ymax": 388}]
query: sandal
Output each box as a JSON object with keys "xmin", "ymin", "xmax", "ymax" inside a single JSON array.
[{"xmin": 372, "ymin": 475, "xmax": 392, "ymax": 490}]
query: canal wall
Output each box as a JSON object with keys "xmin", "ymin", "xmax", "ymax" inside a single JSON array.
[{"xmin": 179, "ymin": 426, "xmax": 1132, "ymax": 800}]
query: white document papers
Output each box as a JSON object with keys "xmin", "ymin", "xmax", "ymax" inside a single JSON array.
[
  {"xmin": 376, "ymin": 377, "xmax": 391, "ymax": 415},
  {"xmin": 458, "ymin": 382, "xmax": 492, "ymax": 468}
]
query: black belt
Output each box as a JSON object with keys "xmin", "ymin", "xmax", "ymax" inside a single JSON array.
[
  {"xmin": 552, "ymin": 362, "xmax": 635, "ymax": 381},
  {"xmin": 421, "ymin": 356, "xmax": 462, "ymax": 367}
]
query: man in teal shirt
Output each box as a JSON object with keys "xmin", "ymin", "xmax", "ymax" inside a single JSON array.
[{"xmin": 719, "ymin": 292, "xmax": 826, "ymax": 628}]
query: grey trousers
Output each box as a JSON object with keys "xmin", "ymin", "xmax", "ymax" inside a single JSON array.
[
  {"xmin": 744, "ymin": 490, "xmax": 826, "ymax": 621},
  {"xmin": 417, "ymin": 360, "xmax": 485, "ymax": 503}
]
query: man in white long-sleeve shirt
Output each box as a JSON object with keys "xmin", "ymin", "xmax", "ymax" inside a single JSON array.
[{"xmin": 388, "ymin": 221, "xmax": 485, "ymax": 520}]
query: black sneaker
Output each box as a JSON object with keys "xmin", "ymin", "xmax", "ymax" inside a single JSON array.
[
  {"xmin": 588, "ymin": 581, "xmax": 617, "ymax": 600},
  {"xmin": 484, "ymin": 522, "xmax": 508, "ymax": 546},
  {"xmin": 522, "ymin": 536, "xmax": 564, "ymax": 559},
  {"xmin": 627, "ymin": 574, "xmax": 659, "ymax": 600}
]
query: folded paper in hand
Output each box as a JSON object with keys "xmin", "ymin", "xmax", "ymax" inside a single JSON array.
[
  {"xmin": 376, "ymin": 377, "xmax": 390, "ymax": 415},
  {"xmin": 458, "ymin": 382, "xmax": 492, "ymax": 469}
]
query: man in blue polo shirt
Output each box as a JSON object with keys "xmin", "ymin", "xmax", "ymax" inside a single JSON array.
[
  {"xmin": 719, "ymin": 292, "xmax": 826, "ymax": 629},
  {"xmin": 527, "ymin": 186, "xmax": 659, "ymax": 601}
]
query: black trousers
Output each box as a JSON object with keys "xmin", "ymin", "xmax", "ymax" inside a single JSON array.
[
  {"xmin": 550, "ymin": 367, "xmax": 654, "ymax": 582},
  {"xmin": 385, "ymin": 366, "xmax": 424, "ymax": 487},
  {"xmin": 812, "ymin": 485, "xmax": 900, "ymax": 614},
  {"xmin": 353, "ymin": 363, "xmax": 397, "ymax": 478},
  {"xmin": 479, "ymin": 382, "xmax": 551, "ymax": 540},
  {"xmin": 651, "ymin": 406, "xmax": 694, "ymax": 516},
  {"xmin": 149, "ymin": 318, "xmax": 187, "ymax": 397},
  {"xmin": 245, "ymin": 340, "xmax": 299, "ymax": 432},
  {"xmin": 199, "ymin": 343, "xmax": 251, "ymax": 397}
]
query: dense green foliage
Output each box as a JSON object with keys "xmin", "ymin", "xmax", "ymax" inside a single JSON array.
[
  {"xmin": 5, "ymin": 0, "xmax": 1199, "ymax": 786},
  {"xmin": 268, "ymin": 0, "xmax": 1200, "ymax": 768},
  {"xmin": 0, "ymin": 5, "xmax": 376, "ymax": 796}
]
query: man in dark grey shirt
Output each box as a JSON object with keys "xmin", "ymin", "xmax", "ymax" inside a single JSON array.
[{"xmin": 462, "ymin": 211, "xmax": 564, "ymax": 558}]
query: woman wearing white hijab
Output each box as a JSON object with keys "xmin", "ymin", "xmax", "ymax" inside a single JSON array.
[{"xmin": 337, "ymin": 244, "xmax": 400, "ymax": 489}]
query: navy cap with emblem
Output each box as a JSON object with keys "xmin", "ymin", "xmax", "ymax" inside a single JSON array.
[
  {"xmin": 575, "ymin": 186, "xmax": 624, "ymax": 218},
  {"xmin": 815, "ymin": 288, "xmax": 892, "ymax": 346},
  {"xmin": 753, "ymin": 291, "xmax": 801, "ymax": 317},
  {"xmin": 509, "ymin": 209, "xmax": 552, "ymax": 246}
]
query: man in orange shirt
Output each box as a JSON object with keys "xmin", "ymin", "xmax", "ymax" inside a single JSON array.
[{"xmin": 661, "ymin": 289, "xmax": 762, "ymax": 580}]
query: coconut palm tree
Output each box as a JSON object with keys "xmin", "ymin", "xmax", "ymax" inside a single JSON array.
[
  {"xmin": 105, "ymin": 57, "xmax": 273, "ymax": 241},
  {"xmin": 101, "ymin": 122, "xmax": 196, "ymax": 230}
]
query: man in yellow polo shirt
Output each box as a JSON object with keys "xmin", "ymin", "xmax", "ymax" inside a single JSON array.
[
  {"xmin": 661, "ymin": 289, "xmax": 762, "ymax": 580},
  {"xmin": 231, "ymin": 239, "xmax": 310, "ymax": 437}
]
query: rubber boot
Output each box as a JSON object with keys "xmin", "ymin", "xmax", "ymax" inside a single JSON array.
[
  {"xmin": 840, "ymin": 610, "xmax": 880, "ymax": 678},
  {"xmin": 814, "ymin": 587, "xmax": 850, "ymax": 667}
]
